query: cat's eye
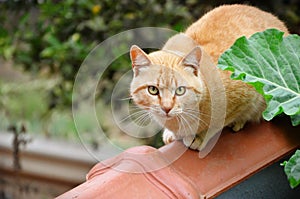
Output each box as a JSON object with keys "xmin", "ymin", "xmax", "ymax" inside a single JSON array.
[
  {"xmin": 175, "ymin": 86, "xmax": 186, "ymax": 96},
  {"xmin": 147, "ymin": 86, "xmax": 159, "ymax": 95}
]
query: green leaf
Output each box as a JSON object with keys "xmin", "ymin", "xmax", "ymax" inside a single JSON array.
[
  {"xmin": 40, "ymin": 47, "xmax": 56, "ymax": 58},
  {"xmin": 218, "ymin": 29, "xmax": 300, "ymax": 126},
  {"xmin": 282, "ymin": 150, "xmax": 300, "ymax": 188},
  {"xmin": 291, "ymin": 114, "xmax": 300, "ymax": 126}
]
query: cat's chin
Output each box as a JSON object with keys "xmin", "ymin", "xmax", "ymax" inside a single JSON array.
[{"xmin": 165, "ymin": 115, "xmax": 174, "ymax": 120}]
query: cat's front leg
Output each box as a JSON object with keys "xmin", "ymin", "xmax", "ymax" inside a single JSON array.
[{"xmin": 162, "ymin": 129, "xmax": 176, "ymax": 144}]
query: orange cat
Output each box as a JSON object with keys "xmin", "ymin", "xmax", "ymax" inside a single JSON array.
[{"xmin": 129, "ymin": 4, "xmax": 289, "ymax": 155}]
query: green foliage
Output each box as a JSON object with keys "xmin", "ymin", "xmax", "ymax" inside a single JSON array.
[
  {"xmin": 0, "ymin": 0, "xmax": 195, "ymax": 147},
  {"xmin": 281, "ymin": 150, "xmax": 300, "ymax": 188},
  {"xmin": 218, "ymin": 29, "xmax": 300, "ymax": 126},
  {"xmin": 0, "ymin": 80, "xmax": 52, "ymax": 123},
  {"xmin": 0, "ymin": 78, "xmax": 99, "ymax": 142},
  {"xmin": 0, "ymin": 79, "xmax": 51, "ymax": 136},
  {"xmin": 0, "ymin": 0, "xmax": 194, "ymax": 108},
  {"xmin": 218, "ymin": 28, "xmax": 300, "ymax": 188}
]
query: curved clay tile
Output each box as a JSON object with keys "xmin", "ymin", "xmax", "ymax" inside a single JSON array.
[{"xmin": 57, "ymin": 117, "xmax": 300, "ymax": 199}]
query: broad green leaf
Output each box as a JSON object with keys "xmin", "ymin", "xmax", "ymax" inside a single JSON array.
[
  {"xmin": 281, "ymin": 150, "xmax": 300, "ymax": 188},
  {"xmin": 218, "ymin": 29, "xmax": 300, "ymax": 126}
]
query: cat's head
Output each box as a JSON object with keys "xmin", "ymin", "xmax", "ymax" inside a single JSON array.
[{"xmin": 129, "ymin": 45, "xmax": 205, "ymax": 125}]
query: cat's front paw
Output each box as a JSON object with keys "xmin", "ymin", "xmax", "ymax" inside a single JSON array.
[
  {"xmin": 162, "ymin": 129, "xmax": 176, "ymax": 144},
  {"xmin": 183, "ymin": 135, "xmax": 202, "ymax": 150},
  {"xmin": 230, "ymin": 121, "xmax": 246, "ymax": 132}
]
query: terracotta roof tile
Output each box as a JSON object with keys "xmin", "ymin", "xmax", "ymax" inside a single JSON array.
[{"xmin": 57, "ymin": 117, "xmax": 300, "ymax": 199}]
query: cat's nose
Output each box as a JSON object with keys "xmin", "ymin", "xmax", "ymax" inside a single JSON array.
[{"xmin": 162, "ymin": 106, "xmax": 172, "ymax": 114}]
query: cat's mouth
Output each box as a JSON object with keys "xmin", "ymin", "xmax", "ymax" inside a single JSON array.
[
  {"xmin": 165, "ymin": 115, "xmax": 173, "ymax": 119},
  {"xmin": 154, "ymin": 113, "xmax": 174, "ymax": 120},
  {"xmin": 164, "ymin": 113, "xmax": 179, "ymax": 121}
]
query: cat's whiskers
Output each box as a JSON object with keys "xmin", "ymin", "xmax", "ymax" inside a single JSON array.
[
  {"xmin": 119, "ymin": 102, "xmax": 150, "ymax": 123},
  {"xmin": 185, "ymin": 107, "xmax": 219, "ymax": 120},
  {"xmin": 184, "ymin": 112, "xmax": 208, "ymax": 130},
  {"xmin": 119, "ymin": 109, "xmax": 148, "ymax": 124},
  {"xmin": 148, "ymin": 106, "xmax": 163, "ymax": 116},
  {"xmin": 177, "ymin": 118, "xmax": 188, "ymax": 137},
  {"xmin": 179, "ymin": 108, "xmax": 212, "ymax": 131},
  {"xmin": 118, "ymin": 96, "xmax": 133, "ymax": 101},
  {"xmin": 181, "ymin": 116, "xmax": 195, "ymax": 137},
  {"xmin": 171, "ymin": 108, "xmax": 183, "ymax": 115},
  {"xmin": 128, "ymin": 106, "xmax": 146, "ymax": 113},
  {"xmin": 182, "ymin": 111, "xmax": 200, "ymax": 123},
  {"xmin": 177, "ymin": 114, "xmax": 196, "ymax": 137},
  {"xmin": 133, "ymin": 111, "xmax": 152, "ymax": 127}
]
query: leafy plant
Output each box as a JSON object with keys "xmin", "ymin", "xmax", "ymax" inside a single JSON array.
[
  {"xmin": 218, "ymin": 28, "xmax": 300, "ymax": 188},
  {"xmin": 218, "ymin": 29, "xmax": 300, "ymax": 126},
  {"xmin": 281, "ymin": 150, "xmax": 300, "ymax": 188}
]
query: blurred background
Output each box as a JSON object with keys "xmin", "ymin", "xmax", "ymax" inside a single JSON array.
[
  {"xmin": 0, "ymin": 0, "xmax": 299, "ymax": 198},
  {"xmin": 1, "ymin": 0, "xmax": 300, "ymax": 149}
]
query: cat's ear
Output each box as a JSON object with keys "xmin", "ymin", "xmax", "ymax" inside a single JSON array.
[
  {"xmin": 130, "ymin": 45, "xmax": 151, "ymax": 76},
  {"xmin": 181, "ymin": 46, "xmax": 202, "ymax": 76}
]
